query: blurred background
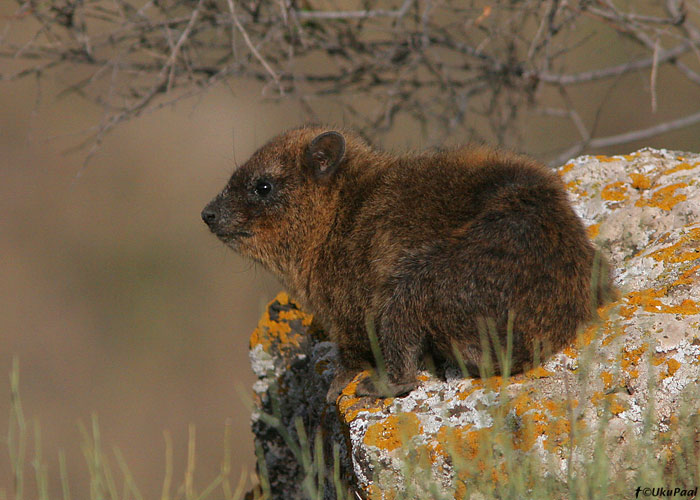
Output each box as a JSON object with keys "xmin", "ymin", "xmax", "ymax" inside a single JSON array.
[
  {"xmin": 0, "ymin": 76, "xmax": 305, "ymax": 496},
  {"xmin": 2, "ymin": 1, "xmax": 700, "ymax": 498}
]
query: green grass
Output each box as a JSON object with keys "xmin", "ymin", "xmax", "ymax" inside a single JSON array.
[
  {"xmin": 250, "ymin": 365, "xmax": 699, "ymax": 500},
  {"xmin": 244, "ymin": 313, "xmax": 700, "ymax": 499},
  {"xmin": 3, "ymin": 357, "xmax": 248, "ymax": 500},
  {"xmin": 5, "ymin": 343, "xmax": 700, "ymax": 500}
]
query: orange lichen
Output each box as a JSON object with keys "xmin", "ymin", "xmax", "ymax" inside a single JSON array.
[
  {"xmin": 662, "ymin": 161, "xmax": 699, "ymax": 176},
  {"xmin": 609, "ymin": 397, "xmax": 626, "ymax": 416},
  {"xmin": 434, "ymin": 425, "xmax": 482, "ymax": 461},
  {"xmin": 249, "ymin": 327, "xmax": 271, "ymax": 351},
  {"xmin": 618, "ymin": 304, "xmax": 637, "ymax": 319},
  {"xmin": 457, "ymin": 381, "xmax": 481, "ymax": 400},
  {"xmin": 543, "ymin": 399, "xmax": 558, "ymax": 413},
  {"xmin": 649, "ymin": 228, "xmax": 700, "ymax": 263},
  {"xmin": 526, "ymin": 365, "xmax": 554, "ymax": 379},
  {"xmin": 485, "ymin": 376, "xmax": 503, "ymax": 391},
  {"xmin": 595, "ymin": 155, "xmax": 618, "ymax": 163},
  {"xmin": 542, "ymin": 398, "xmax": 567, "ymax": 419},
  {"xmin": 491, "ymin": 463, "xmax": 508, "ymax": 484},
  {"xmin": 600, "ymin": 371, "xmax": 614, "ymax": 390},
  {"xmin": 624, "ymin": 288, "xmax": 666, "ymax": 314},
  {"xmin": 620, "ymin": 265, "xmax": 699, "ymax": 317},
  {"xmin": 601, "ymin": 181, "xmax": 629, "ymax": 202},
  {"xmin": 250, "ymin": 312, "xmax": 299, "ymax": 351},
  {"xmin": 629, "ymin": 173, "xmax": 652, "ymax": 190},
  {"xmin": 662, "ymin": 299, "xmax": 700, "ymax": 315},
  {"xmin": 597, "ymin": 314, "xmax": 626, "ymax": 346},
  {"xmin": 577, "ymin": 322, "xmax": 599, "ymax": 347},
  {"xmin": 507, "ymin": 393, "xmax": 575, "ymax": 452},
  {"xmin": 543, "ymin": 417, "xmax": 571, "ymax": 452},
  {"xmin": 587, "ymin": 223, "xmax": 601, "ymax": 239},
  {"xmin": 672, "ymin": 264, "xmax": 700, "ymax": 286},
  {"xmin": 363, "ymin": 413, "xmax": 423, "ymax": 452},
  {"xmin": 620, "ymin": 343, "xmax": 649, "ymax": 376},
  {"xmin": 249, "ymin": 292, "xmax": 310, "ymax": 351},
  {"xmin": 635, "ymin": 183, "xmax": 688, "ymax": 210},
  {"xmin": 515, "ymin": 410, "xmax": 548, "ymax": 451},
  {"xmin": 559, "ymin": 163, "xmax": 575, "ymax": 175},
  {"xmin": 454, "ymin": 480, "xmax": 468, "ymax": 499},
  {"xmin": 563, "ymin": 345, "xmax": 578, "ymax": 358},
  {"xmin": 338, "ymin": 371, "xmax": 382, "ymax": 422},
  {"xmin": 590, "ymin": 392, "xmax": 626, "ymax": 416},
  {"xmin": 433, "ymin": 393, "xmax": 582, "ymax": 461},
  {"xmin": 512, "ymin": 391, "xmax": 534, "ymax": 417},
  {"xmin": 367, "ymin": 484, "xmax": 396, "ymax": 500},
  {"xmin": 277, "ymin": 308, "xmax": 314, "ymax": 326},
  {"xmin": 665, "ymin": 358, "xmax": 681, "ymax": 378},
  {"xmin": 565, "ymin": 179, "xmax": 588, "ymax": 196}
]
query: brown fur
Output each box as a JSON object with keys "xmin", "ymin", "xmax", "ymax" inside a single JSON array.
[{"xmin": 202, "ymin": 126, "xmax": 617, "ymax": 402}]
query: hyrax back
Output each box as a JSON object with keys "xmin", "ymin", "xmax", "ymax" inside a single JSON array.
[{"xmin": 202, "ymin": 126, "xmax": 616, "ymax": 402}]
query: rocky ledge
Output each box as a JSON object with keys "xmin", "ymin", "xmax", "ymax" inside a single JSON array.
[{"xmin": 248, "ymin": 148, "xmax": 700, "ymax": 499}]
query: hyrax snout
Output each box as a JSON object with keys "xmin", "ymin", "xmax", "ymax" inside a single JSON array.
[{"xmin": 203, "ymin": 126, "xmax": 617, "ymax": 403}]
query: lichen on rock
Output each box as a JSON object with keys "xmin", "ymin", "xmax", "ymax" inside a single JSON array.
[{"xmin": 248, "ymin": 148, "xmax": 700, "ymax": 499}]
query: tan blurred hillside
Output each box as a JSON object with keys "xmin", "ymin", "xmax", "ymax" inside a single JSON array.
[{"xmin": 0, "ymin": 74, "xmax": 310, "ymax": 496}]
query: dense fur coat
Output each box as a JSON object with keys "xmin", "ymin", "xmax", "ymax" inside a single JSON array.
[{"xmin": 202, "ymin": 126, "xmax": 616, "ymax": 402}]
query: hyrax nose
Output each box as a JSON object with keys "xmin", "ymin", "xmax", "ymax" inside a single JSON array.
[{"xmin": 201, "ymin": 206, "xmax": 218, "ymax": 227}]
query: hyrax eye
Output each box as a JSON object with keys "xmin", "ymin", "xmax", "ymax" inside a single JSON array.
[{"xmin": 254, "ymin": 180, "xmax": 273, "ymax": 197}]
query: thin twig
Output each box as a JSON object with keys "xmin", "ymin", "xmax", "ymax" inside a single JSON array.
[
  {"xmin": 650, "ymin": 38, "xmax": 659, "ymax": 113},
  {"xmin": 295, "ymin": 0, "xmax": 414, "ymax": 20},
  {"xmin": 558, "ymin": 86, "xmax": 590, "ymax": 142},
  {"xmin": 554, "ymin": 109, "xmax": 700, "ymax": 165},
  {"xmin": 163, "ymin": 0, "xmax": 203, "ymax": 92},
  {"xmin": 588, "ymin": 109, "xmax": 700, "ymax": 148},
  {"xmin": 535, "ymin": 43, "xmax": 690, "ymax": 85},
  {"xmin": 227, "ymin": 0, "xmax": 284, "ymax": 94}
]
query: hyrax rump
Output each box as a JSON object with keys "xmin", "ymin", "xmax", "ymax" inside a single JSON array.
[{"xmin": 202, "ymin": 126, "xmax": 616, "ymax": 402}]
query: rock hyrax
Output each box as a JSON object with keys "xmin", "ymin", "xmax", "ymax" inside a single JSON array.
[{"xmin": 202, "ymin": 126, "xmax": 616, "ymax": 402}]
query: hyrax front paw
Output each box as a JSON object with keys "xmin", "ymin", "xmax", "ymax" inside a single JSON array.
[{"xmin": 355, "ymin": 374, "xmax": 417, "ymax": 399}]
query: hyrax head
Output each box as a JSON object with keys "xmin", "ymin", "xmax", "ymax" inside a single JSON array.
[{"xmin": 201, "ymin": 127, "xmax": 347, "ymax": 271}]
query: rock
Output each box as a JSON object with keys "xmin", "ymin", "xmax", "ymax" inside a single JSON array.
[
  {"xmin": 248, "ymin": 148, "xmax": 700, "ymax": 499},
  {"xmin": 248, "ymin": 294, "xmax": 353, "ymax": 499}
]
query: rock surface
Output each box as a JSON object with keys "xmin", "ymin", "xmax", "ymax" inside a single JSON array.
[{"xmin": 248, "ymin": 148, "xmax": 700, "ymax": 499}]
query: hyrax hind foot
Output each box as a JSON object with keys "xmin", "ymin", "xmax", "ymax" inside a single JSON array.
[
  {"xmin": 326, "ymin": 369, "xmax": 418, "ymax": 403},
  {"xmin": 354, "ymin": 373, "xmax": 417, "ymax": 399},
  {"xmin": 326, "ymin": 369, "xmax": 360, "ymax": 404}
]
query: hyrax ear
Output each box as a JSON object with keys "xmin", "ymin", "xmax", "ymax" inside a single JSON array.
[{"xmin": 305, "ymin": 131, "xmax": 346, "ymax": 179}]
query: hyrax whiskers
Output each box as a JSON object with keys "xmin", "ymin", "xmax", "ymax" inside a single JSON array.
[{"xmin": 202, "ymin": 126, "xmax": 616, "ymax": 402}]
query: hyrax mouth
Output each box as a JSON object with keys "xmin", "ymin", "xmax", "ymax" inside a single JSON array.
[{"xmin": 216, "ymin": 230, "xmax": 253, "ymax": 242}]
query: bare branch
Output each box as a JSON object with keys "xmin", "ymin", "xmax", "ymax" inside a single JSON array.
[
  {"xmin": 294, "ymin": 0, "xmax": 414, "ymax": 20},
  {"xmin": 2, "ymin": 0, "xmax": 699, "ymax": 163},
  {"xmin": 554, "ymin": 109, "xmax": 700, "ymax": 166},
  {"xmin": 163, "ymin": 0, "xmax": 203, "ymax": 92},
  {"xmin": 650, "ymin": 38, "xmax": 660, "ymax": 113},
  {"xmin": 534, "ymin": 43, "xmax": 691, "ymax": 85},
  {"xmin": 588, "ymin": 109, "xmax": 700, "ymax": 149},
  {"xmin": 227, "ymin": 0, "xmax": 283, "ymax": 94}
]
